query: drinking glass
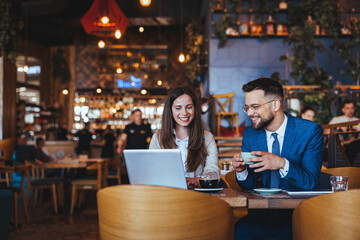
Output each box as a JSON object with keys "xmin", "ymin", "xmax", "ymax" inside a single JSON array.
[{"xmin": 330, "ymin": 176, "xmax": 349, "ymax": 192}]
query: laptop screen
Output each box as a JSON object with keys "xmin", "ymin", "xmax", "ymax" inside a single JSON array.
[{"xmin": 123, "ymin": 149, "xmax": 188, "ymax": 189}]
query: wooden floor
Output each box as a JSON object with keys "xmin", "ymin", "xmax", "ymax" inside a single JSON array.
[{"xmin": 8, "ymin": 192, "xmax": 100, "ymax": 240}]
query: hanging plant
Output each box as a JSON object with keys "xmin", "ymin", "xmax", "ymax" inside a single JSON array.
[
  {"xmin": 52, "ymin": 48, "xmax": 70, "ymax": 84},
  {"xmin": 0, "ymin": 0, "xmax": 21, "ymax": 63},
  {"xmin": 229, "ymin": 0, "xmax": 242, "ymax": 13},
  {"xmin": 331, "ymin": 18, "xmax": 360, "ymax": 85},
  {"xmin": 278, "ymin": 0, "xmax": 334, "ymax": 88},
  {"xmin": 184, "ymin": 22, "xmax": 206, "ymax": 89},
  {"xmin": 215, "ymin": 14, "xmax": 231, "ymax": 48}
]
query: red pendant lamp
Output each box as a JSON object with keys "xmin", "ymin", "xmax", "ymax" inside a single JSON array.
[{"xmin": 81, "ymin": 0, "xmax": 129, "ymax": 38}]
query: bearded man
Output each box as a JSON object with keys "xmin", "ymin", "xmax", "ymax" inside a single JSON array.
[{"xmin": 232, "ymin": 77, "xmax": 325, "ymax": 240}]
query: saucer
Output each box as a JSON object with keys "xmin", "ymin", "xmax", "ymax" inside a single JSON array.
[
  {"xmin": 194, "ymin": 188, "xmax": 223, "ymax": 192},
  {"xmin": 253, "ymin": 188, "xmax": 282, "ymax": 194}
]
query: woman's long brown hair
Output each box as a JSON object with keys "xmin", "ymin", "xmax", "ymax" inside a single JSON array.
[{"xmin": 159, "ymin": 86, "xmax": 208, "ymax": 172}]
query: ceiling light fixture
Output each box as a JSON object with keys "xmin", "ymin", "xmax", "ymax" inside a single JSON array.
[
  {"xmin": 115, "ymin": 29, "xmax": 122, "ymax": 39},
  {"xmin": 96, "ymin": 87, "xmax": 102, "ymax": 94},
  {"xmin": 139, "ymin": 26, "xmax": 144, "ymax": 32},
  {"xmin": 157, "ymin": 80, "xmax": 163, "ymax": 86},
  {"xmin": 62, "ymin": 89, "xmax": 69, "ymax": 95},
  {"xmin": 98, "ymin": 40, "xmax": 106, "ymax": 48},
  {"xmin": 140, "ymin": 89, "xmax": 147, "ymax": 95},
  {"xmin": 81, "ymin": 0, "xmax": 129, "ymax": 39},
  {"xmin": 116, "ymin": 67, "xmax": 123, "ymax": 74},
  {"xmin": 140, "ymin": 0, "xmax": 151, "ymax": 7}
]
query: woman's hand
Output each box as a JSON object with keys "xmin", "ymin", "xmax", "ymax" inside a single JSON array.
[{"xmin": 186, "ymin": 177, "xmax": 200, "ymax": 188}]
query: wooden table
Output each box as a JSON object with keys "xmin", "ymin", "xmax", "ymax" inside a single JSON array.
[
  {"xmin": 209, "ymin": 188, "xmax": 319, "ymax": 209},
  {"xmin": 38, "ymin": 158, "xmax": 109, "ymax": 169}
]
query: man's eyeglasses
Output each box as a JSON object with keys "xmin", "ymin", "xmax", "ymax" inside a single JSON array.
[{"xmin": 242, "ymin": 99, "xmax": 275, "ymax": 113}]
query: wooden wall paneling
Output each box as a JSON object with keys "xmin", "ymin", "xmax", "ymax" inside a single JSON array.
[{"xmin": 2, "ymin": 60, "xmax": 17, "ymax": 139}]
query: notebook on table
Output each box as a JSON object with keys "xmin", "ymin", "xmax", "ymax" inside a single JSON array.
[
  {"xmin": 282, "ymin": 189, "xmax": 333, "ymax": 195},
  {"xmin": 123, "ymin": 149, "xmax": 187, "ymax": 189}
]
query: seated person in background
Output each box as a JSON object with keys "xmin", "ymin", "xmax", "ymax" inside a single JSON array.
[
  {"xmin": 329, "ymin": 99, "xmax": 360, "ymax": 134},
  {"xmin": 232, "ymin": 78, "xmax": 324, "ymax": 240},
  {"xmin": 117, "ymin": 109, "xmax": 152, "ymax": 152},
  {"xmin": 149, "ymin": 86, "xmax": 220, "ymax": 188},
  {"xmin": 329, "ymin": 99, "xmax": 360, "ymax": 164},
  {"xmin": 34, "ymin": 137, "xmax": 52, "ymax": 163},
  {"xmin": 300, "ymin": 106, "xmax": 315, "ymax": 121}
]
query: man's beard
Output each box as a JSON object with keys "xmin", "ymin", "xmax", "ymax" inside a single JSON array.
[{"xmin": 251, "ymin": 113, "xmax": 274, "ymax": 130}]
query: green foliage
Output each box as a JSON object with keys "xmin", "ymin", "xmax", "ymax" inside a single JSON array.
[
  {"xmin": 184, "ymin": 22, "xmax": 206, "ymax": 89},
  {"xmin": 281, "ymin": 0, "xmax": 336, "ymax": 88},
  {"xmin": 0, "ymin": 0, "xmax": 21, "ymax": 63},
  {"xmin": 229, "ymin": 0, "xmax": 242, "ymax": 13},
  {"xmin": 331, "ymin": 18, "xmax": 360, "ymax": 84},
  {"xmin": 52, "ymin": 48, "xmax": 70, "ymax": 84},
  {"xmin": 302, "ymin": 93, "xmax": 332, "ymax": 124},
  {"xmin": 215, "ymin": 14, "xmax": 231, "ymax": 48}
]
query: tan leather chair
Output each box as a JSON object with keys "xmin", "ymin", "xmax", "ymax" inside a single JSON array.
[
  {"xmin": 224, "ymin": 170, "xmax": 247, "ymax": 221},
  {"xmin": 225, "ymin": 170, "xmax": 242, "ymax": 191},
  {"xmin": 213, "ymin": 92, "xmax": 239, "ymax": 136},
  {"xmin": 322, "ymin": 167, "xmax": 360, "ymax": 189},
  {"xmin": 293, "ymin": 189, "xmax": 360, "ymax": 240},
  {"xmin": 97, "ymin": 185, "xmax": 234, "ymax": 240}
]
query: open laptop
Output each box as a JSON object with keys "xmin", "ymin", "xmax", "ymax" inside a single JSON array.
[{"xmin": 123, "ymin": 149, "xmax": 188, "ymax": 189}]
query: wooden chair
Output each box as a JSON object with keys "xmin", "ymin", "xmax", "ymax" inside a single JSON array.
[
  {"xmin": 0, "ymin": 138, "xmax": 16, "ymax": 186},
  {"xmin": 104, "ymin": 159, "xmax": 121, "ymax": 186},
  {"xmin": 70, "ymin": 161, "xmax": 105, "ymax": 215},
  {"xmin": 293, "ymin": 189, "xmax": 360, "ymax": 240},
  {"xmin": 0, "ymin": 165, "xmax": 29, "ymax": 228},
  {"xmin": 25, "ymin": 160, "xmax": 63, "ymax": 214},
  {"xmin": 97, "ymin": 185, "xmax": 234, "ymax": 240},
  {"xmin": 213, "ymin": 93, "xmax": 239, "ymax": 137},
  {"xmin": 225, "ymin": 170, "xmax": 242, "ymax": 191},
  {"xmin": 224, "ymin": 170, "xmax": 248, "ymax": 221},
  {"xmin": 322, "ymin": 167, "xmax": 360, "ymax": 189}
]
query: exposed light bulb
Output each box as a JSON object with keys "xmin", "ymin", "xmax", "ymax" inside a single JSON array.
[
  {"xmin": 116, "ymin": 67, "xmax": 123, "ymax": 74},
  {"xmin": 96, "ymin": 87, "xmax": 102, "ymax": 94},
  {"xmin": 140, "ymin": 89, "xmax": 147, "ymax": 95},
  {"xmin": 101, "ymin": 16, "xmax": 110, "ymax": 24},
  {"xmin": 139, "ymin": 26, "xmax": 144, "ymax": 32},
  {"xmin": 140, "ymin": 0, "xmax": 151, "ymax": 7},
  {"xmin": 115, "ymin": 29, "xmax": 121, "ymax": 39},
  {"xmin": 157, "ymin": 80, "xmax": 163, "ymax": 86},
  {"xmin": 23, "ymin": 65, "xmax": 29, "ymax": 72},
  {"xmin": 98, "ymin": 40, "xmax": 105, "ymax": 48},
  {"xmin": 62, "ymin": 89, "xmax": 69, "ymax": 95},
  {"xmin": 178, "ymin": 53, "xmax": 185, "ymax": 63}
]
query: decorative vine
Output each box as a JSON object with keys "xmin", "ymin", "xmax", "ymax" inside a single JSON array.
[
  {"xmin": 0, "ymin": 0, "xmax": 21, "ymax": 63},
  {"xmin": 52, "ymin": 48, "xmax": 70, "ymax": 84}
]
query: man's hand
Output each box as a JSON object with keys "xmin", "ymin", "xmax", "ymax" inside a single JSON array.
[
  {"xmin": 248, "ymin": 151, "xmax": 286, "ymax": 173},
  {"xmin": 232, "ymin": 153, "xmax": 247, "ymax": 173}
]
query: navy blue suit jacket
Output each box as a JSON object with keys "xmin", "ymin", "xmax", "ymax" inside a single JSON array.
[{"xmin": 238, "ymin": 113, "xmax": 325, "ymax": 190}]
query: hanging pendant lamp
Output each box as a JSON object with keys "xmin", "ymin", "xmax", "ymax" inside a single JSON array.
[{"xmin": 81, "ymin": 0, "xmax": 129, "ymax": 38}]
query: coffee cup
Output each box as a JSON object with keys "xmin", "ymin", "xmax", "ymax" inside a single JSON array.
[
  {"xmin": 241, "ymin": 152, "xmax": 259, "ymax": 165},
  {"xmin": 199, "ymin": 178, "xmax": 219, "ymax": 189}
]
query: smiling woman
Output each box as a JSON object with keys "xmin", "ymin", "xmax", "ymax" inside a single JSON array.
[{"xmin": 149, "ymin": 86, "xmax": 220, "ymax": 188}]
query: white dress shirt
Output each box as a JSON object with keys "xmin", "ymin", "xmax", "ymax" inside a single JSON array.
[
  {"xmin": 175, "ymin": 135, "xmax": 190, "ymax": 177},
  {"xmin": 236, "ymin": 114, "xmax": 290, "ymax": 181}
]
